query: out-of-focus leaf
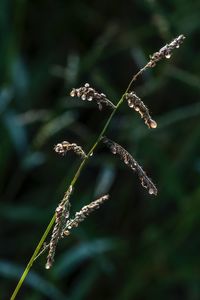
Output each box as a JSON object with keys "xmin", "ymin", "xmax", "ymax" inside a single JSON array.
[
  {"xmin": 157, "ymin": 102, "xmax": 200, "ymax": 129},
  {"xmin": 11, "ymin": 56, "xmax": 29, "ymax": 97},
  {"xmin": 80, "ymin": 24, "xmax": 118, "ymax": 73},
  {"xmin": 50, "ymin": 53, "xmax": 80, "ymax": 85},
  {"xmin": 22, "ymin": 152, "xmax": 45, "ymax": 170},
  {"xmin": 0, "ymin": 260, "xmax": 66, "ymax": 300},
  {"xmin": 66, "ymin": 53, "xmax": 80, "ymax": 84},
  {"xmin": 94, "ymin": 164, "xmax": 116, "ymax": 196},
  {"xmin": 34, "ymin": 111, "xmax": 78, "ymax": 147},
  {"xmin": 167, "ymin": 66, "xmax": 200, "ymax": 90},
  {"xmin": 17, "ymin": 109, "xmax": 50, "ymax": 125},
  {"xmin": 69, "ymin": 264, "xmax": 99, "ymax": 300},
  {"xmin": 0, "ymin": 87, "xmax": 13, "ymax": 113},
  {"xmin": 0, "ymin": 204, "xmax": 49, "ymax": 222},
  {"xmin": 53, "ymin": 238, "xmax": 118, "ymax": 278},
  {"xmin": 2, "ymin": 110, "xmax": 28, "ymax": 155}
]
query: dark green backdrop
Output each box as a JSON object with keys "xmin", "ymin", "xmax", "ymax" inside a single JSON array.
[{"xmin": 1, "ymin": 0, "xmax": 200, "ymax": 299}]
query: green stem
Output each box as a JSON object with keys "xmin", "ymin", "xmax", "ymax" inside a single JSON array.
[
  {"xmin": 10, "ymin": 216, "xmax": 55, "ymax": 300},
  {"xmin": 10, "ymin": 64, "xmax": 148, "ymax": 300}
]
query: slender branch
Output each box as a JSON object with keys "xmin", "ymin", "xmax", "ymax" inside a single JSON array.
[
  {"xmin": 9, "ymin": 74, "xmax": 135, "ymax": 299},
  {"xmin": 10, "ymin": 34, "xmax": 185, "ymax": 298},
  {"xmin": 9, "ymin": 62, "xmax": 160, "ymax": 300},
  {"xmin": 126, "ymin": 64, "xmax": 149, "ymax": 93},
  {"xmin": 9, "ymin": 60, "xmax": 155, "ymax": 300},
  {"xmin": 10, "ymin": 216, "xmax": 55, "ymax": 300}
]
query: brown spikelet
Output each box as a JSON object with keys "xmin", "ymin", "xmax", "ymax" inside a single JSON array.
[
  {"xmin": 45, "ymin": 186, "xmax": 73, "ymax": 269},
  {"xmin": 62, "ymin": 194, "xmax": 109, "ymax": 237},
  {"xmin": 125, "ymin": 92, "xmax": 157, "ymax": 129},
  {"xmin": 54, "ymin": 141, "xmax": 87, "ymax": 159},
  {"xmin": 102, "ymin": 137, "xmax": 157, "ymax": 195},
  {"xmin": 70, "ymin": 83, "xmax": 116, "ymax": 110},
  {"xmin": 147, "ymin": 35, "xmax": 185, "ymax": 68}
]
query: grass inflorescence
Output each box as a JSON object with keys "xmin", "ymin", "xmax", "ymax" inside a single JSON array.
[{"xmin": 10, "ymin": 34, "xmax": 185, "ymax": 300}]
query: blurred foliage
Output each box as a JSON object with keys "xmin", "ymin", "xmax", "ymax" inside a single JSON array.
[{"xmin": 1, "ymin": 0, "xmax": 200, "ymax": 299}]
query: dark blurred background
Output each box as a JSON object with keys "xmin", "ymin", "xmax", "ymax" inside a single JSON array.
[{"xmin": 1, "ymin": 0, "xmax": 200, "ymax": 299}]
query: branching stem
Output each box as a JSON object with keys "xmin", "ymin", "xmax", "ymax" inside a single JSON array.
[
  {"xmin": 10, "ymin": 63, "xmax": 149, "ymax": 300},
  {"xmin": 10, "ymin": 33, "xmax": 186, "ymax": 298}
]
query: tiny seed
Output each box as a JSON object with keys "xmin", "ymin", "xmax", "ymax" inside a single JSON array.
[
  {"xmin": 81, "ymin": 95, "xmax": 86, "ymax": 100},
  {"xmin": 149, "ymin": 188, "xmax": 154, "ymax": 195},
  {"xmin": 70, "ymin": 90, "xmax": 75, "ymax": 97},
  {"xmin": 111, "ymin": 148, "xmax": 116, "ymax": 154},
  {"xmin": 64, "ymin": 230, "xmax": 70, "ymax": 236},
  {"xmin": 149, "ymin": 119, "xmax": 157, "ymax": 129},
  {"xmin": 45, "ymin": 263, "xmax": 51, "ymax": 270},
  {"xmin": 128, "ymin": 102, "xmax": 134, "ymax": 108},
  {"xmin": 165, "ymin": 54, "xmax": 171, "ymax": 59}
]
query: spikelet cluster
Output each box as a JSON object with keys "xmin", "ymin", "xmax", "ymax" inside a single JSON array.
[
  {"xmin": 125, "ymin": 92, "xmax": 157, "ymax": 129},
  {"xmin": 148, "ymin": 35, "xmax": 185, "ymax": 67},
  {"xmin": 54, "ymin": 141, "xmax": 87, "ymax": 158},
  {"xmin": 62, "ymin": 195, "xmax": 109, "ymax": 237},
  {"xmin": 102, "ymin": 137, "xmax": 157, "ymax": 195},
  {"xmin": 70, "ymin": 83, "xmax": 116, "ymax": 110},
  {"xmin": 45, "ymin": 186, "xmax": 73, "ymax": 269},
  {"xmin": 44, "ymin": 35, "xmax": 185, "ymax": 269}
]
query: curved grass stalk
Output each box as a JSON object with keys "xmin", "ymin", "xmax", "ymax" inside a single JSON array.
[
  {"xmin": 10, "ymin": 65, "xmax": 148, "ymax": 300},
  {"xmin": 10, "ymin": 35, "xmax": 185, "ymax": 300},
  {"xmin": 10, "ymin": 34, "xmax": 185, "ymax": 299}
]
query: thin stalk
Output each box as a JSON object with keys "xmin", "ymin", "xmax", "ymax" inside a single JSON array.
[
  {"xmin": 10, "ymin": 63, "xmax": 148, "ymax": 300},
  {"xmin": 10, "ymin": 216, "xmax": 55, "ymax": 300}
]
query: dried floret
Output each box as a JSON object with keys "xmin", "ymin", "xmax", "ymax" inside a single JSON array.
[
  {"xmin": 125, "ymin": 92, "xmax": 157, "ymax": 129},
  {"xmin": 70, "ymin": 83, "xmax": 115, "ymax": 110},
  {"xmin": 148, "ymin": 35, "xmax": 185, "ymax": 67},
  {"xmin": 54, "ymin": 141, "xmax": 87, "ymax": 159},
  {"xmin": 102, "ymin": 137, "xmax": 157, "ymax": 195}
]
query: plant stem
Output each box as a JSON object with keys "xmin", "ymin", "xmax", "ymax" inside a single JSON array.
[
  {"xmin": 10, "ymin": 64, "xmax": 148, "ymax": 300},
  {"xmin": 10, "ymin": 216, "xmax": 55, "ymax": 300}
]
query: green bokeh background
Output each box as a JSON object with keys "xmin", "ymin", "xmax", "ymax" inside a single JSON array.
[{"xmin": 1, "ymin": 1, "xmax": 200, "ymax": 299}]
